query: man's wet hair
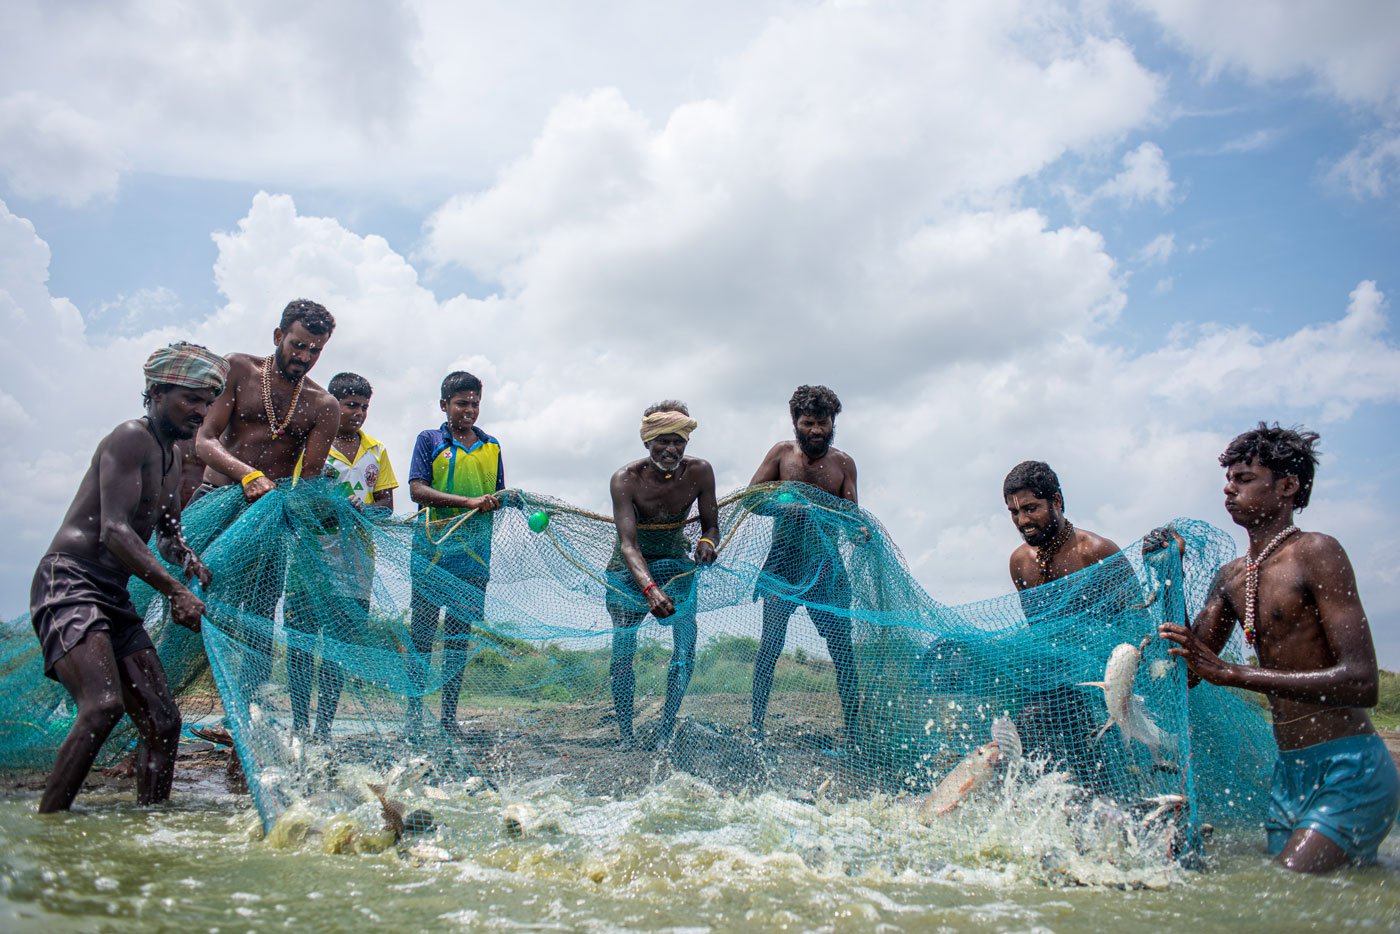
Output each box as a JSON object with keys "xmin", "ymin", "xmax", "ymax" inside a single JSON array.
[
  {"xmin": 1219, "ymin": 422, "xmax": 1321, "ymax": 510},
  {"xmin": 441, "ymin": 371, "xmax": 483, "ymax": 401},
  {"xmin": 644, "ymin": 399, "xmax": 689, "ymax": 417},
  {"xmin": 327, "ymin": 372, "xmax": 372, "ymax": 400},
  {"xmin": 279, "ymin": 299, "xmax": 336, "ymax": 337},
  {"xmin": 1003, "ymin": 460, "xmax": 1063, "ymax": 506},
  {"xmin": 141, "ymin": 382, "xmax": 178, "ymax": 408},
  {"xmin": 789, "ymin": 385, "xmax": 842, "ymax": 423}
]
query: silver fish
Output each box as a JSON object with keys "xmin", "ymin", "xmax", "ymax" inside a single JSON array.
[
  {"xmin": 1079, "ymin": 642, "xmax": 1177, "ymax": 761},
  {"xmin": 917, "ymin": 742, "xmax": 1003, "ymax": 822}
]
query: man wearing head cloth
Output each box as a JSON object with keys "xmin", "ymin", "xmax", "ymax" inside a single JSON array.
[
  {"xmin": 29, "ymin": 342, "xmax": 226, "ymax": 812},
  {"xmin": 605, "ymin": 400, "xmax": 721, "ymax": 749}
]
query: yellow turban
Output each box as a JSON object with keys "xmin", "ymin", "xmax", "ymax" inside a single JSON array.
[{"xmin": 640, "ymin": 410, "xmax": 698, "ymax": 443}]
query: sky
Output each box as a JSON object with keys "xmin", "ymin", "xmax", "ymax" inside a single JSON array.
[{"xmin": 1, "ymin": 1, "xmax": 1398, "ymax": 663}]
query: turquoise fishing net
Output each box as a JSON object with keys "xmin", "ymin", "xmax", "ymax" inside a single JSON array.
[{"xmin": 0, "ymin": 482, "xmax": 1274, "ymax": 870}]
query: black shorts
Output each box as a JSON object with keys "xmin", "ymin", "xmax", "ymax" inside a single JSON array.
[
  {"xmin": 30, "ymin": 553, "xmax": 153, "ymax": 681},
  {"xmin": 605, "ymin": 554, "xmax": 697, "ymax": 625},
  {"xmin": 756, "ymin": 528, "xmax": 852, "ymax": 639}
]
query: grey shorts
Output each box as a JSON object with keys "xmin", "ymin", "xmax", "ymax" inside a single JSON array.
[{"xmin": 30, "ymin": 552, "xmax": 153, "ymax": 681}]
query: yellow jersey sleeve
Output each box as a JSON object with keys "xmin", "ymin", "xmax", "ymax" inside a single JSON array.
[{"xmin": 373, "ymin": 445, "xmax": 399, "ymax": 493}]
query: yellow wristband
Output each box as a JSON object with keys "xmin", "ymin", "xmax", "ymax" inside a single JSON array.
[
  {"xmin": 240, "ymin": 470, "xmax": 266, "ymax": 488},
  {"xmin": 698, "ymin": 537, "xmax": 716, "ymax": 549}
]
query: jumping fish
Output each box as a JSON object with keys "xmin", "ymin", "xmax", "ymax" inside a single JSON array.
[
  {"xmin": 501, "ymin": 803, "xmax": 538, "ymax": 837},
  {"xmin": 917, "ymin": 743, "xmax": 1002, "ymax": 822},
  {"xmin": 1079, "ymin": 641, "xmax": 1177, "ymax": 761},
  {"xmin": 990, "ymin": 716, "xmax": 1022, "ymax": 772}
]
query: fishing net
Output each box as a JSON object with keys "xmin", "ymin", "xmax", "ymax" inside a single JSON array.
[{"xmin": 0, "ymin": 481, "xmax": 1275, "ymax": 875}]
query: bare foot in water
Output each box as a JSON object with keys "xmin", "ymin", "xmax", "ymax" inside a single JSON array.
[{"xmin": 101, "ymin": 752, "xmax": 138, "ymax": 779}]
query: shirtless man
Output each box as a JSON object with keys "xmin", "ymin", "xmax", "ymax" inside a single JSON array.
[
  {"xmin": 1005, "ymin": 460, "xmax": 1120, "ymax": 593},
  {"xmin": 1158, "ymin": 424, "xmax": 1398, "ymax": 872},
  {"xmin": 30, "ymin": 343, "xmax": 227, "ymax": 812},
  {"xmin": 607, "ymin": 401, "xmax": 720, "ymax": 748},
  {"xmin": 1003, "ymin": 460, "xmax": 1130, "ymax": 790},
  {"xmin": 195, "ymin": 299, "xmax": 340, "ymax": 500},
  {"xmin": 194, "ymin": 299, "xmax": 340, "ymax": 687},
  {"xmin": 748, "ymin": 385, "xmax": 861, "ymax": 749}
]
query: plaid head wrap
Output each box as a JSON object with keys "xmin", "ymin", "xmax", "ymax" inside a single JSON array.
[
  {"xmin": 143, "ymin": 342, "xmax": 229, "ymax": 395},
  {"xmin": 640, "ymin": 410, "xmax": 698, "ymax": 443}
]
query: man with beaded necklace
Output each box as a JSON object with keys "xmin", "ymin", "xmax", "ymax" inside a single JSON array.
[
  {"xmin": 1001, "ymin": 460, "xmax": 1132, "ymax": 794},
  {"xmin": 192, "ymin": 299, "xmax": 341, "ymax": 693},
  {"xmin": 1003, "ymin": 460, "xmax": 1121, "ymax": 593},
  {"xmin": 1158, "ymin": 423, "xmax": 1397, "ymax": 872}
]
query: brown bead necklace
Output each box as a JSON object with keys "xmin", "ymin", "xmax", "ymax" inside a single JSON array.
[
  {"xmin": 261, "ymin": 355, "xmax": 304, "ymax": 439},
  {"xmin": 1242, "ymin": 525, "xmax": 1298, "ymax": 646},
  {"xmin": 1036, "ymin": 519, "xmax": 1074, "ymax": 584}
]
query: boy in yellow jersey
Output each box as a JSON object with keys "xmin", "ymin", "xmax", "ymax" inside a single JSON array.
[
  {"xmin": 286, "ymin": 372, "xmax": 398, "ymax": 739},
  {"xmin": 405, "ymin": 371, "xmax": 504, "ymax": 741}
]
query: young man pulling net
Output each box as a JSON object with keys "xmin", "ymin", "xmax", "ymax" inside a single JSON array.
[
  {"xmin": 1157, "ymin": 423, "xmax": 1399, "ymax": 872},
  {"xmin": 285, "ymin": 372, "xmax": 399, "ymax": 740},
  {"xmin": 30, "ymin": 343, "xmax": 227, "ymax": 812},
  {"xmin": 748, "ymin": 385, "xmax": 862, "ymax": 753},
  {"xmin": 606, "ymin": 401, "xmax": 720, "ymax": 749},
  {"xmin": 405, "ymin": 371, "xmax": 504, "ymax": 743},
  {"xmin": 192, "ymin": 300, "xmax": 341, "ymax": 695}
]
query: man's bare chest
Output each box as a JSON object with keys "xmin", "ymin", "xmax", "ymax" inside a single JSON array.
[
  {"xmin": 779, "ymin": 457, "xmax": 845, "ymax": 497},
  {"xmin": 233, "ymin": 383, "xmax": 317, "ymax": 437}
]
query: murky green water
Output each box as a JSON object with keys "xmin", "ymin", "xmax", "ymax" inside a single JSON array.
[{"xmin": 1, "ymin": 773, "xmax": 1397, "ymax": 933}]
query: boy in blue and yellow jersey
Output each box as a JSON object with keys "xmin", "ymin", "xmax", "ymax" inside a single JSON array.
[
  {"xmin": 286, "ymin": 372, "xmax": 398, "ymax": 739},
  {"xmin": 405, "ymin": 371, "xmax": 504, "ymax": 740}
]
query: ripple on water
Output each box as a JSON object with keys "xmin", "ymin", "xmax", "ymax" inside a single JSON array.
[{"xmin": 0, "ymin": 779, "xmax": 1397, "ymax": 931}]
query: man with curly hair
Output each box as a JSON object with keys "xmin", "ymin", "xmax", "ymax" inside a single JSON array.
[
  {"xmin": 748, "ymin": 385, "xmax": 862, "ymax": 752},
  {"xmin": 1159, "ymin": 423, "xmax": 1398, "ymax": 872}
]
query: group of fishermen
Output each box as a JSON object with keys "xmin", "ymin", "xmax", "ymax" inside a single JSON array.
[{"xmin": 26, "ymin": 298, "xmax": 1399, "ymax": 873}]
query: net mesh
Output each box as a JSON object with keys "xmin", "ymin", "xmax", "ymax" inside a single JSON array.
[{"xmin": 0, "ymin": 481, "xmax": 1275, "ymax": 871}]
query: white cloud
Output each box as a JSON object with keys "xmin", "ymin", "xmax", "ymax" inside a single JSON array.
[
  {"xmin": 1085, "ymin": 141, "xmax": 1175, "ymax": 210},
  {"xmin": 1133, "ymin": 0, "xmax": 1400, "ymax": 109},
  {"xmin": 0, "ymin": 92, "xmax": 121, "ymax": 205},
  {"xmin": 4, "ymin": 194, "xmax": 1400, "ymax": 663},
  {"xmin": 1133, "ymin": 0, "xmax": 1400, "ymax": 198},
  {"xmin": 1136, "ymin": 232, "xmax": 1176, "ymax": 265},
  {"xmin": 87, "ymin": 286, "xmax": 186, "ymax": 338},
  {"xmin": 1327, "ymin": 127, "xmax": 1400, "ymax": 199}
]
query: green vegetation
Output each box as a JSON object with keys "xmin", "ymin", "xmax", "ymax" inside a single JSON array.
[
  {"xmin": 451, "ymin": 632, "xmax": 838, "ymax": 705},
  {"xmin": 1375, "ymin": 668, "xmax": 1400, "ymax": 730}
]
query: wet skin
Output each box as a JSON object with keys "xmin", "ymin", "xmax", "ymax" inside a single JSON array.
[
  {"xmin": 39, "ymin": 387, "xmax": 216, "ymax": 812},
  {"xmin": 611, "ymin": 435, "xmax": 720, "ymax": 616},
  {"xmin": 748, "ymin": 414, "xmax": 862, "ymax": 742},
  {"xmin": 607, "ymin": 433, "xmax": 720, "ymax": 745},
  {"xmin": 1005, "ymin": 490, "xmax": 1121, "ymax": 592},
  {"xmin": 196, "ymin": 320, "xmax": 340, "ymax": 499},
  {"xmin": 1156, "ymin": 458, "xmax": 1381, "ymax": 873}
]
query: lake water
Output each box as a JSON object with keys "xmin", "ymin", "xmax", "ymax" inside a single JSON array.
[{"xmin": 2, "ymin": 765, "xmax": 1397, "ymax": 932}]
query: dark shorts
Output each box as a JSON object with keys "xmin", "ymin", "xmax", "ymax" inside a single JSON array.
[
  {"xmin": 1267, "ymin": 733, "xmax": 1400, "ymax": 864},
  {"xmin": 605, "ymin": 555, "xmax": 697, "ymax": 626},
  {"xmin": 30, "ymin": 553, "xmax": 153, "ymax": 681},
  {"xmin": 411, "ymin": 540, "xmax": 489, "ymax": 623},
  {"xmin": 756, "ymin": 527, "xmax": 851, "ymax": 639}
]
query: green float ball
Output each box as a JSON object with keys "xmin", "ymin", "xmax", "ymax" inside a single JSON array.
[
  {"xmin": 775, "ymin": 491, "xmax": 797, "ymax": 504},
  {"xmin": 528, "ymin": 511, "xmax": 550, "ymax": 533}
]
